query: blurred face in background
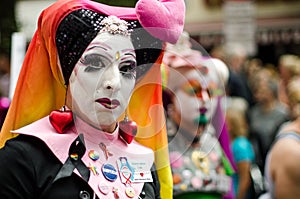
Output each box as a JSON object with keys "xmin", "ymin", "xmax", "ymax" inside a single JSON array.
[
  {"xmin": 287, "ymin": 78, "xmax": 300, "ymax": 120},
  {"xmin": 171, "ymin": 69, "xmax": 217, "ymax": 138}
]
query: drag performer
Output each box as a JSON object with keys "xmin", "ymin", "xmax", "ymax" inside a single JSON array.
[
  {"xmin": 0, "ymin": 0, "xmax": 185, "ymax": 198},
  {"xmin": 162, "ymin": 32, "xmax": 234, "ymax": 199}
]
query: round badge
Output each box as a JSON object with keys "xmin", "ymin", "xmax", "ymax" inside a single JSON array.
[
  {"xmin": 101, "ymin": 164, "xmax": 118, "ymax": 182},
  {"xmin": 191, "ymin": 176, "xmax": 203, "ymax": 189},
  {"xmin": 169, "ymin": 151, "xmax": 183, "ymax": 169},
  {"xmin": 209, "ymin": 151, "xmax": 218, "ymax": 162},
  {"xmin": 172, "ymin": 173, "xmax": 182, "ymax": 185},
  {"xmin": 182, "ymin": 169, "xmax": 192, "ymax": 180},
  {"xmin": 88, "ymin": 150, "xmax": 100, "ymax": 161},
  {"xmin": 191, "ymin": 151, "xmax": 210, "ymax": 174},
  {"xmin": 98, "ymin": 181, "xmax": 110, "ymax": 195},
  {"xmin": 183, "ymin": 156, "xmax": 191, "ymax": 165},
  {"xmin": 180, "ymin": 184, "xmax": 187, "ymax": 191},
  {"xmin": 125, "ymin": 186, "xmax": 136, "ymax": 198}
]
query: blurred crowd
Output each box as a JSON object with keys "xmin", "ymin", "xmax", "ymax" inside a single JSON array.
[
  {"xmin": 161, "ymin": 31, "xmax": 300, "ymax": 199},
  {"xmin": 210, "ymin": 42, "xmax": 300, "ymax": 199}
]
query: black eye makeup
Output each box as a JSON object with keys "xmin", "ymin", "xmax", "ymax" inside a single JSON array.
[
  {"xmin": 119, "ymin": 60, "xmax": 136, "ymax": 79},
  {"xmin": 79, "ymin": 52, "xmax": 136, "ymax": 79},
  {"xmin": 80, "ymin": 53, "xmax": 109, "ymax": 72}
]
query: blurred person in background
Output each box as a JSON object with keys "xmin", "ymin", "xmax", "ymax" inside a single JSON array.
[
  {"xmin": 222, "ymin": 44, "xmax": 254, "ymax": 108},
  {"xmin": 210, "ymin": 45, "xmax": 226, "ymax": 63},
  {"xmin": 0, "ymin": 48, "xmax": 10, "ymax": 98},
  {"xmin": 226, "ymin": 105, "xmax": 255, "ymax": 199},
  {"xmin": 260, "ymin": 77, "xmax": 300, "ymax": 199},
  {"xmin": 241, "ymin": 58, "xmax": 263, "ymax": 107},
  {"xmin": 0, "ymin": 48, "xmax": 10, "ymax": 128},
  {"xmin": 247, "ymin": 68, "xmax": 290, "ymax": 172},
  {"xmin": 277, "ymin": 54, "xmax": 300, "ymax": 107},
  {"xmin": 162, "ymin": 32, "xmax": 234, "ymax": 199}
]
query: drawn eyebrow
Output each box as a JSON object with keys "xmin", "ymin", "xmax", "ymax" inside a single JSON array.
[
  {"xmin": 121, "ymin": 49, "xmax": 135, "ymax": 53},
  {"xmin": 86, "ymin": 46, "xmax": 106, "ymax": 51},
  {"xmin": 85, "ymin": 44, "xmax": 113, "ymax": 59},
  {"xmin": 87, "ymin": 42, "xmax": 112, "ymax": 50},
  {"xmin": 121, "ymin": 49, "xmax": 136, "ymax": 59},
  {"xmin": 121, "ymin": 54, "xmax": 136, "ymax": 62}
]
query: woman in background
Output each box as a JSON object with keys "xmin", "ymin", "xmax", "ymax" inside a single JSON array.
[
  {"xmin": 226, "ymin": 106, "xmax": 255, "ymax": 199},
  {"xmin": 260, "ymin": 77, "xmax": 300, "ymax": 199}
]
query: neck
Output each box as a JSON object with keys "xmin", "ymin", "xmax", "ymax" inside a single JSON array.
[
  {"xmin": 72, "ymin": 116, "xmax": 119, "ymax": 143},
  {"xmin": 292, "ymin": 117, "xmax": 300, "ymax": 133},
  {"xmin": 168, "ymin": 117, "xmax": 206, "ymax": 146},
  {"xmin": 73, "ymin": 114, "xmax": 117, "ymax": 134},
  {"xmin": 99, "ymin": 123, "xmax": 118, "ymax": 134},
  {"xmin": 74, "ymin": 117, "xmax": 118, "ymax": 134},
  {"xmin": 261, "ymin": 99, "xmax": 276, "ymax": 112}
]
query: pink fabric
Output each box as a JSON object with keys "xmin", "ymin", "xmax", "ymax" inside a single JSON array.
[
  {"xmin": 58, "ymin": 0, "xmax": 185, "ymax": 43},
  {"xmin": 136, "ymin": 0, "xmax": 185, "ymax": 44},
  {"xmin": 81, "ymin": 0, "xmax": 137, "ymax": 19},
  {"xmin": 212, "ymin": 97, "xmax": 236, "ymax": 199},
  {"xmin": 12, "ymin": 116, "xmax": 154, "ymax": 199},
  {"xmin": 163, "ymin": 49, "xmax": 202, "ymax": 68},
  {"xmin": 212, "ymin": 97, "xmax": 237, "ymax": 172}
]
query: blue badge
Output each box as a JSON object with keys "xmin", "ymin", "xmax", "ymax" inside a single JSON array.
[{"xmin": 101, "ymin": 164, "xmax": 118, "ymax": 182}]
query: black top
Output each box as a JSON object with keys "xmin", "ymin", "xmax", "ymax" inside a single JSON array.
[{"xmin": 0, "ymin": 135, "xmax": 160, "ymax": 199}]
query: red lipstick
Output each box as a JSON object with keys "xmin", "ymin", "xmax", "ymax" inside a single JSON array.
[{"xmin": 96, "ymin": 98, "xmax": 120, "ymax": 109}]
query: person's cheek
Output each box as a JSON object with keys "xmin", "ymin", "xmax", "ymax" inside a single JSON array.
[
  {"xmin": 175, "ymin": 91, "xmax": 201, "ymax": 123},
  {"xmin": 120, "ymin": 79, "xmax": 134, "ymax": 104}
]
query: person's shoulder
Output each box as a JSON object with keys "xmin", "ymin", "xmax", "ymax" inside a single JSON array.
[
  {"xmin": 270, "ymin": 136, "xmax": 300, "ymax": 188},
  {"xmin": 248, "ymin": 104, "xmax": 260, "ymax": 115},
  {"xmin": 232, "ymin": 137, "xmax": 255, "ymax": 160},
  {"xmin": 271, "ymin": 135, "xmax": 300, "ymax": 170},
  {"xmin": 272, "ymin": 134, "xmax": 300, "ymax": 154},
  {"xmin": 274, "ymin": 101, "xmax": 289, "ymax": 115},
  {"xmin": 233, "ymin": 136, "xmax": 252, "ymax": 148},
  {"xmin": 3, "ymin": 134, "xmax": 45, "ymax": 151},
  {"xmin": 0, "ymin": 134, "xmax": 49, "ymax": 164}
]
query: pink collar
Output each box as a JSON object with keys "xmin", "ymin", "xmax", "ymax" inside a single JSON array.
[{"xmin": 12, "ymin": 116, "xmax": 154, "ymax": 198}]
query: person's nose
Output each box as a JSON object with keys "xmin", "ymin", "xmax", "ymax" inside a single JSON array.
[
  {"xmin": 197, "ymin": 90, "xmax": 210, "ymax": 102},
  {"xmin": 102, "ymin": 63, "xmax": 121, "ymax": 91}
]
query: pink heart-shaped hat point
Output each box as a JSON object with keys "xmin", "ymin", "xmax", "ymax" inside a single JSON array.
[{"xmin": 136, "ymin": 0, "xmax": 185, "ymax": 44}]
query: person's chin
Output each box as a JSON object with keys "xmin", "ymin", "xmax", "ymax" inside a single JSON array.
[
  {"xmin": 95, "ymin": 116, "xmax": 117, "ymax": 127},
  {"xmin": 91, "ymin": 119, "xmax": 117, "ymax": 131}
]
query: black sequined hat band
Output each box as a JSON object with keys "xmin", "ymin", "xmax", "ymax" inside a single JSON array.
[{"xmin": 56, "ymin": 9, "xmax": 163, "ymax": 85}]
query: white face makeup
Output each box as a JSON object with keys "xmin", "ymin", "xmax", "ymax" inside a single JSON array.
[
  {"xmin": 68, "ymin": 32, "xmax": 136, "ymax": 131},
  {"xmin": 173, "ymin": 70, "xmax": 217, "ymax": 128}
]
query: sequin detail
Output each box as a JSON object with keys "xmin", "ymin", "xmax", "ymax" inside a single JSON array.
[{"xmin": 56, "ymin": 9, "xmax": 163, "ymax": 84}]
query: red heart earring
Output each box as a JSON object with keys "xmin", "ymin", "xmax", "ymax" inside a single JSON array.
[
  {"xmin": 49, "ymin": 105, "xmax": 74, "ymax": 134},
  {"xmin": 119, "ymin": 111, "xmax": 137, "ymax": 144}
]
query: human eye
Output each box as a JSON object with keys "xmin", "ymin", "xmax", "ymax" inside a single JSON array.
[
  {"xmin": 119, "ymin": 60, "xmax": 136, "ymax": 79},
  {"xmin": 186, "ymin": 87, "xmax": 201, "ymax": 96},
  {"xmin": 79, "ymin": 54, "xmax": 108, "ymax": 72}
]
